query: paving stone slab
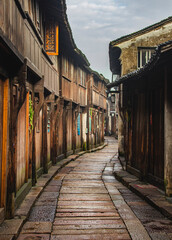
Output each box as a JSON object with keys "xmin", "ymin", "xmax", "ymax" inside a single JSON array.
[
  {"xmin": 124, "ymin": 219, "xmax": 151, "ymax": 240},
  {"xmin": 21, "ymin": 222, "xmax": 52, "ymax": 234},
  {"xmin": 53, "ymin": 219, "xmax": 124, "ymax": 225},
  {"xmin": 57, "ymin": 201, "xmax": 113, "ymax": 206},
  {"xmin": 29, "ymin": 206, "xmax": 56, "ymax": 222},
  {"xmin": 55, "ymin": 212, "xmax": 119, "ymax": 218},
  {"xmin": 40, "ymin": 192, "xmax": 59, "ymax": 198},
  {"xmin": 0, "ymin": 209, "xmax": 4, "ymax": 225},
  {"xmin": 56, "ymin": 208, "xmax": 117, "ymax": 213},
  {"xmin": 64, "ymin": 175, "xmax": 101, "ymax": 180},
  {"xmin": 53, "ymin": 222, "xmax": 125, "ymax": 230},
  {"xmin": 60, "ymin": 187, "xmax": 107, "ymax": 194},
  {"xmin": 0, "ymin": 235, "xmax": 14, "ymax": 240},
  {"xmin": 148, "ymin": 232, "xmax": 171, "ymax": 240},
  {"xmin": 51, "ymin": 228, "xmax": 129, "ymax": 235},
  {"xmin": 44, "ymin": 186, "xmax": 61, "ymax": 192},
  {"xmin": 17, "ymin": 234, "xmax": 50, "ymax": 240},
  {"xmin": 51, "ymin": 233, "xmax": 130, "ymax": 240},
  {"xmin": 62, "ymin": 182, "xmax": 104, "ymax": 187},
  {"xmin": 57, "ymin": 204, "xmax": 115, "ymax": 209},
  {"xmin": 49, "ymin": 180, "xmax": 62, "ymax": 186},
  {"xmin": 0, "ymin": 219, "xmax": 23, "ymax": 235}
]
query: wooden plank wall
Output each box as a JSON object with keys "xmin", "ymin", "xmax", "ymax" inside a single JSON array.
[
  {"xmin": 148, "ymin": 88, "xmax": 164, "ymax": 180},
  {"xmin": 126, "ymin": 72, "xmax": 164, "ymax": 186},
  {"xmin": 62, "ymin": 78, "xmax": 71, "ymax": 100},
  {"xmin": 16, "ymin": 100, "xmax": 26, "ymax": 191},
  {"xmin": 93, "ymin": 90, "xmax": 99, "ymax": 107},
  {"xmin": 35, "ymin": 110, "xmax": 43, "ymax": 170},
  {"xmin": 0, "ymin": 79, "xmax": 3, "ymax": 203},
  {"xmin": 25, "ymin": 92, "xmax": 29, "ymax": 182},
  {"xmin": 67, "ymin": 109, "xmax": 73, "ymax": 152},
  {"xmin": 1, "ymin": 0, "xmax": 59, "ymax": 95},
  {"xmin": 0, "ymin": 79, "xmax": 9, "ymax": 207},
  {"xmin": 1, "ymin": 0, "xmax": 25, "ymax": 57},
  {"xmin": 42, "ymin": 56, "xmax": 59, "ymax": 95},
  {"xmin": 24, "ymin": 22, "xmax": 42, "ymax": 70},
  {"xmin": 79, "ymin": 86, "xmax": 87, "ymax": 106},
  {"xmin": 58, "ymin": 114, "xmax": 64, "ymax": 156},
  {"xmin": 73, "ymin": 83, "xmax": 79, "ymax": 103}
]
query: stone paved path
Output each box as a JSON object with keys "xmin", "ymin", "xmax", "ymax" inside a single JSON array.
[{"xmin": 16, "ymin": 138, "xmax": 150, "ymax": 240}]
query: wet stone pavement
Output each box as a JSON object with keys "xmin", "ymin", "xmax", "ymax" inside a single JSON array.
[{"xmin": 16, "ymin": 137, "xmax": 172, "ymax": 240}]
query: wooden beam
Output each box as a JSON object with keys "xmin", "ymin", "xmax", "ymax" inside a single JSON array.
[
  {"xmin": 63, "ymin": 107, "xmax": 67, "ymax": 157},
  {"xmin": 42, "ymin": 102, "xmax": 48, "ymax": 173},
  {"xmin": 72, "ymin": 107, "xmax": 76, "ymax": 154},
  {"xmin": 80, "ymin": 110, "xmax": 83, "ymax": 149},
  {"xmin": 86, "ymin": 106, "xmax": 90, "ymax": 150},
  {"xmin": 51, "ymin": 98, "xmax": 60, "ymax": 165},
  {"xmin": 6, "ymin": 61, "xmax": 27, "ymax": 218},
  {"xmin": 25, "ymin": 91, "xmax": 29, "ymax": 182},
  {"xmin": 1, "ymin": 79, "xmax": 9, "ymax": 208}
]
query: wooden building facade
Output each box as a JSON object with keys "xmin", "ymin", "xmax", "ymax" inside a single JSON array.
[
  {"xmin": 109, "ymin": 41, "xmax": 172, "ymax": 196},
  {"xmin": 0, "ymin": 0, "xmax": 108, "ymax": 221},
  {"xmin": 109, "ymin": 16, "xmax": 172, "ymax": 156},
  {"xmin": 87, "ymin": 72, "xmax": 108, "ymax": 149},
  {"xmin": 108, "ymin": 17, "xmax": 172, "ymax": 196}
]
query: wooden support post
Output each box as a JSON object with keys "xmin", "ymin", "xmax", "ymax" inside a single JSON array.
[
  {"xmin": 25, "ymin": 91, "xmax": 29, "ymax": 182},
  {"xmin": 91, "ymin": 110, "xmax": 94, "ymax": 148},
  {"xmin": 42, "ymin": 102, "xmax": 48, "ymax": 173},
  {"xmin": 32, "ymin": 92, "xmax": 44, "ymax": 185},
  {"xmin": 1, "ymin": 79, "xmax": 9, "ymax": 209},
  {"xmin": 32, "ymin": 126, "xmax": 36, "ymax": 186},
  {"xmin": 87, "ymin": 106, "xmax": 90, "ymax": 150},
  {"xmin": 80, "ymin": 109, "xmax": 83, "ymax": 149},
  {"xmin": 32, "ymin": 80, "xmax": 44, "ymax": 184},
  {"xmin": 98, "ymin": 110, "xmax": 100, "ymax": 145},
  {"xmin": 50, "ymin": 103, "xmax": 55, "ymax": 164},
  {"xmin": 63, "ymin": 106, "xmax": 67, "ymax": 157},
  {"xmin": 56, "ymin": 100, "xmax": 63, "ymax": 157},
  {"xmin": 102, "ymin": 111, "xmax": 105, "ymax": 143},
  {"xmin": 6, "ymin": 61, "xmax": 27, "ymax": 218},
  {"xmin": 51, "ymin": 98, "xmax": 60, "ymax": 165},
  {"xmin": 72, "ymin": 107, "xmax": 76, "ymax": 154}
]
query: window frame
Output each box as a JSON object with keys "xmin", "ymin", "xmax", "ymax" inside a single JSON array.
[{"xmin": 138, "ymin": 47, "xmax": 155, "ymax": 68}]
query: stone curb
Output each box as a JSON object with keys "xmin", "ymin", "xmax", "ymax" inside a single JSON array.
[
  {"xmin": 113, "ymin": 160, "xmax": 172, "ymax": 220},
  {"xmin": 103, "ymin": 161, "xmax": 151, "ymax": 240},
  {"xmin": 0, "ymin": 143, "xmax": 107, "ymax": 240}
]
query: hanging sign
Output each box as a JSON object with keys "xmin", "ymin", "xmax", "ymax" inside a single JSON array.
[
  {"xmin": 89, "ymin": 116, "xmax": 92, "ymax": 133},
  {"xmin": 77, "ymin": 113, "xmax": 81, "ymax": 136},
  {"xmin": 45, "ymin": 21, "xmax": 59, "ymax": 55}
]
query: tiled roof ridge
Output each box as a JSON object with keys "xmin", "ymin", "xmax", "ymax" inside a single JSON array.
[
  {"xmin": 110, "ymin": 16, "xmax": 172, "ymax": 46},
  {"xmin": 107, "ymin": 40, "xmax": 172, "ymax": 88}
]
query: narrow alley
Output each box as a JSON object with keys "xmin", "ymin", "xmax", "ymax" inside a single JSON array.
[{"xmin": 2, "ymin": 137, "xmax": 169, "ymax": 240}]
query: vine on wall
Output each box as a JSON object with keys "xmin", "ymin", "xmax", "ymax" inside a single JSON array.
[{"xmin": 29, "ymin": 95, "xmax": 34, "ymax": 132}]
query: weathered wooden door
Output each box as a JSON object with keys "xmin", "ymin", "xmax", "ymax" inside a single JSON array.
[
  {"xmin": 148, "ymin": 89, "xmax": 164, "ymax": 184},
  {"xmin": 35, "ymin": 109, "xmax": 43, "ymax": 171},
  {"xmin": 16, "ymin": 101, "xmax": 26, "ymax": 191},
  {"xmin": 0, "ymin": 79, "xmax": 3, "ymax": 205},
  {"xmin": 0, "ymin": 79, "xmax": 9, "ymax": 209}
]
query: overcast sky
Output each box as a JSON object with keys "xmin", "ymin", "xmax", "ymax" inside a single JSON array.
[{"xmin": 66, "ymin": 0, "xmax": 172, "ymax": 81}]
